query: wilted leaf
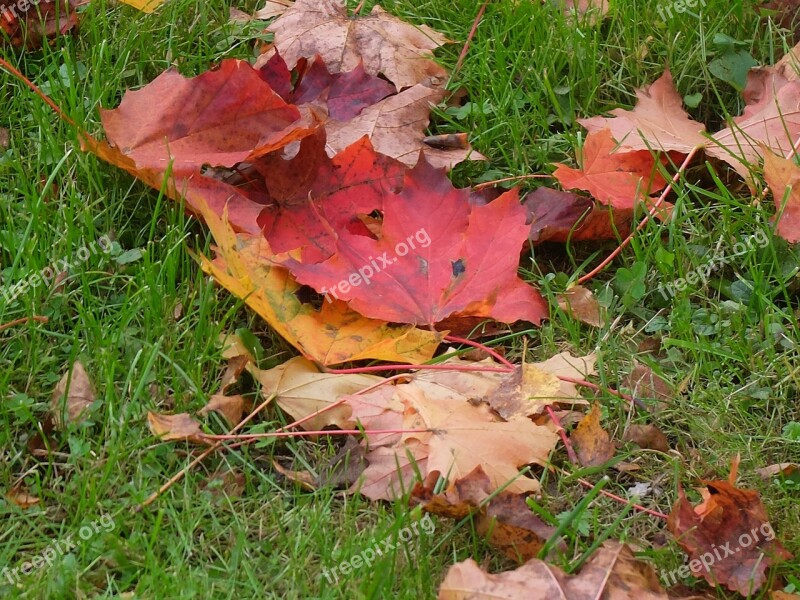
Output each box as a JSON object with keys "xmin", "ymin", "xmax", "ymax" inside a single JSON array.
[
  {"xmin": 199, "ymin": 394, "xmax": 247, "ymax": 427},
  {"xmin": 553, "ymin": 129, "xmax": 669, "ymax": 209},
  {"xmin": 572, "ymin": 402, "xmax": 615, "ymax": 467},
  {"xmin": 756, "ymin": 463, "xmax": 798, "ymax": 479},
  {"xmin": 262, "ymin": 0, "xmax": 449, "ymax": 90},
  {"xmin": 762, "ymin": 150, "xmax": 800, "ymax": 243},
  {"xmin": 667, "ymin": 469, "xmax": 792, "ymax": 595},
  {"xmin": 285, "ymin": 159, "xmax": 548, "ymax": 326},
  {"xmin": 147, "ymin": 412, "xmax": 207, "ymax": 444},
  {"xmin": 249, "ymin": 356, "xmax": 380, "ymax": 430},
  {"xmin": 623, "ymin": 424, "xmax": 669, "ymax": 453},
  {"xmin": 6, "ymin": 487, "xmax": 40, "ymax": 509},
  {"xmin": 196, "ymin": 200, "xmax": 443, "ymax": 365},
  {"xmin": 255, "ymin": 0, "xmax": 293, "ymax": 19},
  {"xmin": 411, "ymin": 466, "xmax": 556, "ymax": 562},
  {"xmin": 579, "ymin": 70, "xmax": 707, "ymax": 154},
  {"xmin": 356, "ymin": 377, "xmax": 559, "ymax": 500},
  {"xmin": 438, "ymin": 541, "xmax": 670, "ymax": 599},
  {"xmin": 51, "ymin": 361, "xmax": 97, "ymax": 429},
  {"xmin": 557, "ymin": 285, "xmax": 605, "ymax": 327},
  {"xmin": 326, "ymin": 82, "xmax": 483, "ymax": 169},
  {"xmin": 100, "ymin": 59, "xmax": 315, "ymax": 175},
  {"xmin": 486, "ymin": 363, "xmax": 587, "ymax": 421}
]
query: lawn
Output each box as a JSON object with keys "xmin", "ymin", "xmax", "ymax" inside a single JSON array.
[{"xmin": 1, "ymin": 0, "xmax": 799, "ymax": 598}]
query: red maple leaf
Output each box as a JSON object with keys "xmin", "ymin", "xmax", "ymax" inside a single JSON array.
[
  {"xmin": 283, "ymin": 160, "xmax": 548, "ymax": 325},
  {"xmin": 552, "ymin": 128, "xmax": 669, "ymax": 209}
]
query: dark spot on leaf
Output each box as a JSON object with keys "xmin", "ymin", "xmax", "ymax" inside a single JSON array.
[{"xmin": 452, "ymin": 259, "xmax": 465, "ymax": 277}]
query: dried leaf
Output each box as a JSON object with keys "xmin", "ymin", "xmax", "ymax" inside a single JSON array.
[
  {"xmin": 146, "ymin": 412, "xmax": 207, "ymax": 444},
  {"xmin": 762, "ymin": 150, "xmax": 800, "ymax": 243},
  {"xmin": 756, "ymin": 463, "xmax": 798, "ymax": 479},
  {"xmin": 572, "ymin": 402, "xmax": 615, "ymax": 467},
  {"xmin": 51, "ymin": 361, "xmax": 97, "ymax": 429},
  {"xmin": 623, "ymin": 424, "xmax": 669, "ymax": 453},
  {"xmin": 438, "ymin": 541, "xmax": 670, "ymax": 599},
  {"xmin": 667, "ymin": 471, "xmax": 792, "ymax": 595},
  {"xmin": 326, "ymin": 83, "xmax": 484, "ymax": 169},
  {"xmin": 6, "ymin": 487, "xmax": 40, "ymax": 509},
  {"xmin": 255, "ymin": 0, "xmax": 293, "ymax": 19},
  {"xmin": 579, "ymin": 70, "xmax": 708, "ymax": 153},
  {"xmin": 557, "ymin": 285, "xmax": 605, "ymax": 327},
  {"xmin": 553, "ymin": 129, "xmax": 669, "ymax": 209},
  {"xmin": 356, "ymin": 378, "xmax": 559, "ymax": 500},
  {"xmin": 249, "ymin": 356, "xmax": 379, "ymax": 430},
  {"xmin": 199, "ymin": 394, "xmax": 247, "ymax": 427},
  {"xmin": 262, "ymin": 0, "xmax": 450, "ymax": 89}
]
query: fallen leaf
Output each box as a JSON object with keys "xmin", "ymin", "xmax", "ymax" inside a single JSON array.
[
  {"xmin": 356, "ymin": 376, "xmax": 559, "ymax": 500},
  {"xmin": 51, "ymin": 361, "xmax": 97, "ymax": 429},
  {"xmin": 572, "ymin": 402, "xmax": 615, "ymax": 467},
  {"xmin": 272, "ymin": 460, "xmax": 317, "ymax": 490},
  {"xmin": 579, "ymin": 70, "xmax": 708, "ymax": 153},
  {"xmin": 255, "ymin": 0, "xmax": 293, "ymax": 19},
  {"xmin": 762, "ymin": 150, "xmax": 800, "ymax": 243},
  {"xmin": 100, "ymin": 59, "xmax": 315, "ymax": 175},
  {"xmin": 118, "ymin": 0, "xmax": 165, "ymax": 12},
  {"xmin": 624, "ymin": 363, "xmax": 674, "ymax": 408},
  {"xmin": 411, "ymin": 466, "xmax": 557, "ymax": 562},
  {"xmin": 284, "ymin": 159, "xmax": 548, "ymax": 326},
  {"xmin": 262, "ymin": 0, "xmax": 450, "ymax": 90},
  {"xmin": 249, "ymin": 356, "xmax": 380, "ymax": 430},
  {"xmin": 623, "ymin": 424, "xmax": 669, "ymax": 453},
  {"xmin": 146, "ymin": 412, "xmax": 207, "ymax": 444},
  {"xmin": 560, "ymin": 0, "xmax": 609, "ymax": 23},
  {"xmin": 485, "ymin": 363, "xmax": 587, "ymax": 421},
  {"xmin": 199, "ymin": 394, "xmax": 247, "ymax": 427},
  {"xmin": 0, "ymin": 0, "xmax": 84, "ymax": 48},
  {"xmin": 553, "ymin": 129, "xmax": 669, "ymax": 209},
  {"xmin": 667, "ymin": 469, "xmax": 792, "ymax": 595},
  {"xmin": 557, "ymin": 285, "xmax": 605, "ymax": 327},
  {"xmin": 756, "ymin": 463, "xmax": 798, "ymax": 479},
  {"xmin": 6, "ymin": 487, "xmax": 40, "ymax": 509},
  {"xmin": 326, "ymin": 82, "xmax": 483, "ymax": 169},
  {"xmin": 438, "ymin": 541, "xmax": 670, "ymax": 599},
  {"xmin": 0, "ymin": 128, "xmax": 8, "ymax": 149},
  {"xmin": 707, "ymin": 79, "xmax": 800, "ymax": 180},
  {"xmin": 201, "ymin": 468, "xmax": 247, "ymax": 497},
  {"xmin": 196, "ymin": 200, "xmax": 443, "ymax": 365}
]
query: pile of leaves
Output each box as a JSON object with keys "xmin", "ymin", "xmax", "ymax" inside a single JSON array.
[{"xmin": 7, "ymin": 0, "xmax": 800, "ymax": 597}]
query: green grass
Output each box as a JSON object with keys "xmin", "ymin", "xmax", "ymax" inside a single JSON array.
[{"xmin": 2, "ymin": 0, "xmax": 799, "ymax": 597}]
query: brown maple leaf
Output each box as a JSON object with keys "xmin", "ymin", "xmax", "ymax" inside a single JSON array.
[
  {"xmin": 50, "ymin": 360, "xmax": 97, "ymax": 429},
  {"xmin": 249, "ymin": 356, "xmax": 380, "ymax": 430},
  {"xmin": 147, "ymin": 412, "xmax": 208, "ymax": 444},
  {"xmin": 557, "ymin": 285, "xmax": 605, "ymax": 327},
  {"xmin": 571, "ymin": 402, "xmax": 615, "ymax": 467},
  {"xmin": 667, "ymin": 467, "xmax": 792, "ymax": 595},
  {"xmin": 553, "ymin": 128, "xmax": 669, "ymax": 209},
  {"xmin": 411, "ymin": 466, "xmax": 557, "ymax": 563},
  {"xmin": 326, "ymin": 82, "xmax": 485, "ymax": 169},
  {"xmin": 579, "ymin": 70, "xmax": 708, "ymax": 154},
  {"xmin": 261, "ymin": 0, "xmax": 450, "ymax": 90},
  {"xmin": 355, "ymin": 377, "xmax": 558, "ymax": 500},
  {"xmin": 438, "ymin": 541, "xmax": 671, "ymax": 599}
]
